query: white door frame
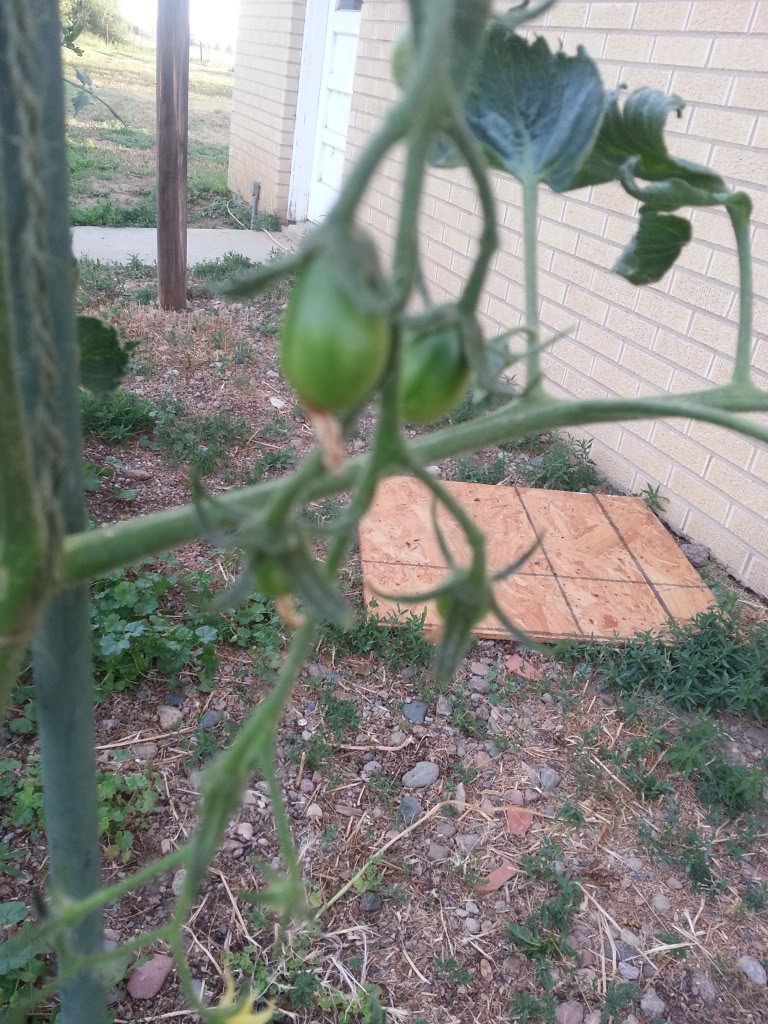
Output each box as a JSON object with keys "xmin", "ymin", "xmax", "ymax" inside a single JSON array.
[{"xmin": 288, "ymin": 0, "xmax": 332, "ymax": 222}]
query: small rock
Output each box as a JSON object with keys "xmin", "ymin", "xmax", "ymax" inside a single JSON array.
[
  {"xmin": 172, "ymin": 869, "xmax": 186, "ymax": 896},
  {"xmin": 690, "ymin": 970, "xmax": 718, "ymax": 1003},
  {"xmin": 737, "ymin": 955, "xmax": 767, "ymax": 986},
  {"xmin": 158, "ymin": 705, "xmax": 183, "ymax": 730},
  {"xmin": 428, "ymin": 842, "xmax": 451, "ymax": 862},
  {"xmin": 539, "ymin": 767, "xmax": 561, "ymax": 791},
  {"xmin": 555, "ymin": 1001, "xmax": 584, "ymax": 1024},
  {"xmin": 306, "ymin": 803, "xmax": 323, "ymax": 819},
  {"xmin": 470, "ymin": 660, "xmax": 490, "ymax": 675},
  {"xmin": 618, "ymin": 962, "xmax": 640, "ymax": 981},
  {"xmin": 604, "ymin": 940, "xmax": 637, "ymax": 964},
  {"xmin": 465, "ymin": 900, "xmax": 480, "ymax": 915},
  {"xmin": 300, "ymin": 777, "xmax": 315, "ymax": 794},
  {"xmin": 237, "ymin": 822, "xmax": 254, "ymax": 842},
  {"xmin": 468, "ymin": 677, "xmax": 490, "ymax": 694},
  {"xmin": 390, "ymin": 729, "xmax": 407, "ymax": 746},
  {"xmin": 399, "ymin": 796, "xmax": 423, "ymax": 824},
  {"xmin": 131, "ymin": 742, "xmax": 158, "ymax": 760},
  {"xmin": 524, "ymin": 788, "xmax": 541, "ymax": 803},
  {"xmin": 522, "ymin": 763, "xmax": 541, "ymax": 786},
  {"xmin": 456, "ymin": 834, "xmax": 482, "ymax": 854},
  {"xmin": 505, "ymin": 789, "xmax": 525, "ymax": 805},
  {"xmin": 403, "ymin": 702, "xmax": 428, "ymax": 725},
  {"xmin": 454, "ymin": 782, "xmax": 466, "ymax": 811},
  {"xmin": 681, "ymin": 541, "xmax": 709, "ymax": 568},
  {"xmin": 164, "ymin": 692, "xmax": 184, "ymax": 707},
  {"xmin": 359, "ymin": 892, "xmax": 382, "ymax": 913},
  {"xmin": 584, "ymin": 1014, "xmax": 601, "ymax": 1024},
  {"xmin": 362, "ymin": 760, "xmax": 383, "ymax": 778},
  {"xmin": 667, "ymin": 876, "xmax": 683, "ymax": 889},
  {"xmin": 200, "ymin": 710, "xmax": 222, "ymax": 730},
  {"xmin": 640, "ymin": 988, "xmax": 666, "ymax": 1017},
  {"xmin": 402, "ymin": 761, "xmax": 440, "ymax": 788},
  {"xmin": 127, "ymin": 955, "xmax": 174, "ymax": 1000},
  {"xmin": 425, "ymin": 465, "xmax": 441, "ymax": 477},
  {"xmin": 652, "ymin": 892, "xmax": 672, "ymax": 913},
  {"xmin": 480, "ymin": 959, "xmax": 493, "ymax": 982},
  {"xmin": 464, "ymin": 918, "xmax": 481, "ymax": 935},
  {"xmin": 434, "ymin": 820, "xmax": 457, "ymax": 839},
  {"xmin": 436, "ymin": 695, "xmax": 451, "ymax": 716},
  {"xmin": 269, "ymin": 396, "xmax": 287, "ymax": 410}
]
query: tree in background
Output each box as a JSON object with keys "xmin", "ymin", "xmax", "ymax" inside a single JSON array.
[{"xmin": 61, "ymin": 0, "xmax": 129, "ymax": 47}]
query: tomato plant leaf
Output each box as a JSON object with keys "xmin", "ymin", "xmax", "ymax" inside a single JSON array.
[
  {"xmin": 615, "ymin": 209, "xmax": 692, "ymax": 286},
  {"xmin": 78, "ymin": 316, "xmax": 136, "ymax": 393},
  {"xmin": 443, "ymin": 28, "xmax": 605, "ymax": 192},
  {"xmin": 572, "ymin": 87, "xmax": 726, "ymax": 196}
]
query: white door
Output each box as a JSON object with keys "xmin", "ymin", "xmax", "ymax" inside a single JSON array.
[{"xmin": 306, "ymin": 1, "xmax": 363, "ymax": 223}]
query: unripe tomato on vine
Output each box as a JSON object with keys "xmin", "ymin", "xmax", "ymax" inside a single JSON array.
[{"xmin": 279, "ymin": 257, "xmax": 391, "ymax": 415}]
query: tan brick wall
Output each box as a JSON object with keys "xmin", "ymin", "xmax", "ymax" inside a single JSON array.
[
  {"xmin": 343, "ymin": 0, "xmax": 768, "ymax": 597},
  {"xmin": 229, "ymin": 0, "xmax": 306, "ymax": 217}
]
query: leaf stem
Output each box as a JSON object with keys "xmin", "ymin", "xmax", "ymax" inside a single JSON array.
[
  {"xmin": 727, "ymin": 193, "xmax": 755, "ymax": 390},
  {"xmin": 522, "ymin": 176, "xmax": 542, "ymax": 392}
]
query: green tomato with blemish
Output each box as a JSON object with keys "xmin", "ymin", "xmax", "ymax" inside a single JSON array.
[{"xmin": 280, "ymin": 257, "xmax": 391, "ymax": 414}]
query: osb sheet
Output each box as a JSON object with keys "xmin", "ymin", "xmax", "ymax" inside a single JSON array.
[{"xmin": 358, "ymin": 477, "xmax": 715, "ymax": 641}]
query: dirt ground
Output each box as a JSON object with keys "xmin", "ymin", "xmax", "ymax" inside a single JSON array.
[{"xmin": 1, "ymin": 262, "xmax": 767, "ymax": 1024}]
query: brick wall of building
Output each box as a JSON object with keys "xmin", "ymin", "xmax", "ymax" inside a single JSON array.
[
  {"xmin": 229, "ymin": 0, "xmax": 306, "ymax": 217},
  {"xmin": 344, "ymin": 0, "xmax": 768, "ymax": 597}
]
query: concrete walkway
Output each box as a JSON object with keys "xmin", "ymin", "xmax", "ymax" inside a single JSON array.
[{"xmin": 72, "ymin": 226, "xmax": 299, "ymax": 265}]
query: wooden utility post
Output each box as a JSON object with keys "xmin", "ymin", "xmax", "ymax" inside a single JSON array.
[{"xmin": 156, "ymin": 0, "xmax": 190, "ymax": 310}]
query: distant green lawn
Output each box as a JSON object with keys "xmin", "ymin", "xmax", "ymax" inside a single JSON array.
[{"xmin": 64, "ymin": 35, "xmax": 249, "ymax": 229}]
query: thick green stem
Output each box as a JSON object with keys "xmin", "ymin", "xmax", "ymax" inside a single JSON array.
[
  {"xmin": 0, "ymin": 158, "xmax": 48, "ymax": 707},
  {"xmin": 0, "ymin": 2, "xmax": 107, "ymax": 1019},
  {"xmin": 522, "ymin": 175, "xmax": 542, "ymax": 392},
  {"xmin": 59, "ymin": 386, "xmax": 768, "ymax": 587}
]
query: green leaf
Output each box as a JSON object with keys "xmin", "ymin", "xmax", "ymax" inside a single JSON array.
[
  {"xmin": 445, "ymin": 28, "xmax": 605, "ymax": 191},
  {"xmin": 572, "ymin": 87, "xmax": 726, "ymax": 196},
  {"xmin": 0, "ymin": 901, "xmax": 28, "ymax": 927},
  {"xmin": 72, "ymin": 89, "xmax": 92, "ymax": 116},
  {"xmin": 615, "ymin": 209, "xmax": 692, "ymax": 286},
  {"xmin": 77, "ymin": 316, "xmax": 136, "ymax": 393}
]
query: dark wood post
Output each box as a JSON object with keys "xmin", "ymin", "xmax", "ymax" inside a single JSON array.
[{"xmin": 156, "ymin": 0, "xmax": 190, "ymax": 310}]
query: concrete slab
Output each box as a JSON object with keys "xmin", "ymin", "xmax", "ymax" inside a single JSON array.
[{"xmin": 72, "ymin": 226, "xmax": 287, "ymax": 265}]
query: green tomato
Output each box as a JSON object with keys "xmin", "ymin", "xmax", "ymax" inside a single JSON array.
[
  {"xmin": 254, "ymin": 561, "xmax": 291, "ymax": 598},
  {"xmin": 399, "ymin": 326, "xmax": 470, "ymax": 425},
  {"xmin": 280, "ymin": 258, "xmax": 391, "ymax": 414}
]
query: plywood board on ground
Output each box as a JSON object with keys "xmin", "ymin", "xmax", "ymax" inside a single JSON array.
[{"xmin": 359, "ymin": 477, "xmax": 715, "ymax": 642}]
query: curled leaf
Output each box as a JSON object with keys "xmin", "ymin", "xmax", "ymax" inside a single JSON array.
[{"xmin": 615, "ymin": 209, "xmax": 692, "ymax": 286}]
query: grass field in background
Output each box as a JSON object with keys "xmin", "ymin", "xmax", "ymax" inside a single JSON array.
[{"xmin": 63, "ymin": 35, "xmax": 250, "ymax": 229}]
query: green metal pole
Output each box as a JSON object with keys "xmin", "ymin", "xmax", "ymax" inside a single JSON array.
[{"xmin": 0, "ymin": 2, "xmax": 107, "ymax": 1019}]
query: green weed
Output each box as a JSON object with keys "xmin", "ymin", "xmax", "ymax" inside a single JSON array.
[
  {"xmin": 638, "ymin": 815, "xmax": 723, "ymax": 894},
  {"xmin": 452, "ymin": 453, "xmax": 508, "ymax": 484},
  {"xmin": 80, "ymin": 389, "xmax": 155, "ymax": 443},
  {"xmin": 434, "ymin": 957, "xmax": 473, "ymax": 987},
  {"xmin": 738, "ymin": 882, "xmax": 768, "ymax": 913},
  {"xmin": 71, "ymin": 195, "xmax": 157, "ymax": 227},
  {"xmin": 565, "ymin": 598, "xmax": 768, "ymax": 718},
  {"xmin": 247, "ymin": 447, "xmax": 296, "ymax": 482},
  {"xmin": 640, "ymin": 483, "xmax": 667, "ymax": 512},
  {"xmin": 319, "ymin": 690, "xmax": 360, "ymax": 740},
  {"xmin": 521, "ymin": 434, "xmax": 602, "ymax": 491},
  {"xmin": 509, "ymin": 991, "xmax": 556, "ymax": 1023},
  {"xmin": 150, "ymin": 397, "xmax": 251, "ymax": 475},
  {"xmin": 600, "ymin": 981, "xmax": 639, "ymax": 1023},
  {"xmin": 323, "ymin": 607, "xmax": 432, "ymax": 671}
]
